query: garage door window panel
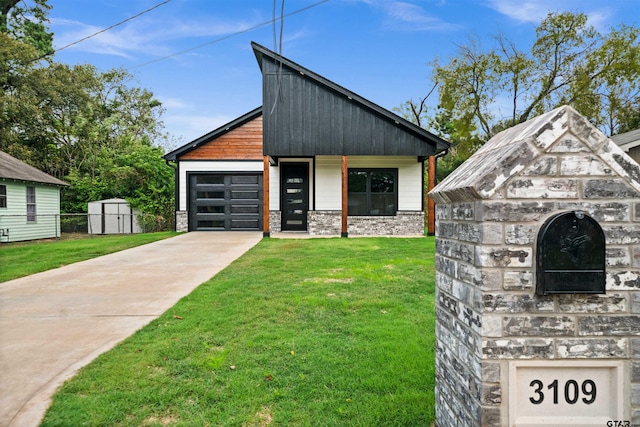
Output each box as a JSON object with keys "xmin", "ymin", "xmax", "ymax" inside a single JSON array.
[
  {"xmin": 231, "ymin": 175, "xmax": 259, "ymax": 184},
  {"xmin": 197, "ymin": 205, "xmax": 225, "ymax": 214},
  {"xmin": 232, "ymin": 205, "xmax": 259, "ymax": 214},
  {"xmin": 197, "ymin": 175, "xmax": 224, "ymax": 185},
  {"xmin": 198, "ymin": 220, "xmax": 225, "ymax": 228},
  {"xmin": 197, "ymin": 190, "xmax": 225, "ymax": 199}
]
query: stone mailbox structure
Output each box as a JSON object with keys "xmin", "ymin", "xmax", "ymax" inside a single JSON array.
[{"xmin": 430, "ymin": 106, "xmax": 640, "ymax": 426}]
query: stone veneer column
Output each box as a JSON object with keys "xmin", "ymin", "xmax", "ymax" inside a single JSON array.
[
  {"xmin": 175, "ymin": 211, "xmax": 188, "ymax": 232},
  {"xmin": 430, "ymin": 106, "xmax": 640, "ymax": 426}
]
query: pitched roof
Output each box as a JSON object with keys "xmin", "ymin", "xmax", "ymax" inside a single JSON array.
[
  {"xmin": 164, "ymin": 107, "xmax": 262, "ymax": 161},
  {"xmin": 611, "ymin": 128, "xmax": 640, "ymax": 150},
  {"xmin": 0, "ymin": 151, "xmax": 68, "ymax": 186},
  {"xmin": 430, "ymin": 105, "xmax": 640, "ymax": 203},
  {"xmin": 252, "ymin": 42, "xmax": 450, "ymax": 156}
]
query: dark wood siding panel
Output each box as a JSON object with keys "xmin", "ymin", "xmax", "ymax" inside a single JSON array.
[
  {"xmin": 291, "ymin": 75, "xmax": 304, "ymax": 147},
  {"xmin": 261, "ymin": 57, "xmax": 439, "ymax": 157},
  {"xmin": 372, "ymin": 115, "xmax": 385, "ymax": 155},
  {"xmin": 181, "ymin": 116, "xmax": 263, "ymax": 160}
]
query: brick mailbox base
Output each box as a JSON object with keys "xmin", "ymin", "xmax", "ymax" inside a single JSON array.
[{"xmin": 430, "ymin": 106, "xmax": 640, "ymax": 426}]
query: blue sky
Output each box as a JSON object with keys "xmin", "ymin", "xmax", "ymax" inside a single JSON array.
[{"xmin": 48, "ymin": 0, "xmax": 639, "ymax": 147}]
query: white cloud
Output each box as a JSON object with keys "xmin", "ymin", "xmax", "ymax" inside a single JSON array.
[
  {"xmin": 486, "ymin": 0, "xmax": 615, "ymax": 30},
  {"xmin": 350, "ymin": 0, "xmax": 459, "ymax": 31},
  {"xmin": 157, "ymin": 97, "xmax": 190, "ymax": 110},
  {"xmin": 486, "ymin": 0, "xmax": 551, "ymax": 23},
  {"xmin": 51, "ymin": 14, "xmax": 261, "ymax": 59},
  {"xmin": 385, "ymin": 2, "xmax": 457, "ymax": 30}
]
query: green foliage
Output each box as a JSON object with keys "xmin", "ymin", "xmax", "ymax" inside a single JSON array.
[
  {"xmin": 0, "ymin": 0, "xmax": 53, "ymax": 57},
  {"xmin": 400, "ymin": 12, "xmax": 640, "ymax": 182},
  {"xmin": 41, "ymin": 238, "xmax": 437, "ymax": 426},
  {"xmin": 1, "ymin": 2, "xmax": 175, "ymax": 227},
  {"xmin": 432, "ymin": 11, "xmax": 640, "ymax": 142}
]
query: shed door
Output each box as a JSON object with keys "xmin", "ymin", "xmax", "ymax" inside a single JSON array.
[{"xmin": 189, "ymin": 174, "xmax": 262, "ymax": 231}]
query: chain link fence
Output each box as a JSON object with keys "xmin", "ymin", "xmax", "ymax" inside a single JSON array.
[{"xmin": 0, "ymin": 213, "xmax": 173, "ymax": 243}]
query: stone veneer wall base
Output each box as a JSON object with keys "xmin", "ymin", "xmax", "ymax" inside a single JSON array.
[{"xmin": 175, "ymin": 211, "xmax": 188, "ymax": 232}]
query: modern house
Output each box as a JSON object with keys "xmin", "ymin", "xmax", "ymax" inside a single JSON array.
[
  {"xmin": 164, "ymin": 42, "xmax": 449, "ymax": 236},
  {"xmin": 0, "ymin": 150, "xmax": 68, "ymax": 243},
  {"xmin": 611, "ymin": 128, "xmax": 640, "ymax": 164}
]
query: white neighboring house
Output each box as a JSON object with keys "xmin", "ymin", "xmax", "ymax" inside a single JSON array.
[
  {"xmin": 611, "ymin": 128, "xmax": 640, "ymax": 164},
  {"xmin": 0, "ymin": 150, "xmax": 68, "ymax": 243}
]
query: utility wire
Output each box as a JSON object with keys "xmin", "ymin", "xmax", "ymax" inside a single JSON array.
[
  {"xmin": 270, "ymin": 0, "xmax": 286, "ymax": 115},
  {"xmin": 278, "ymin": 0, "xmax": 285, "ymax": 55},
  {"xmin": 56, "ymin": 0, "xmax": 172, "ymax": 53},
  {"xmin": 131, "ymin": 0, "xmax": 328, "ymax": 69},
  {"xmin": 273, "ymin": 0, "xmax": 277, "ymax": 52},
  {"xmin": 27, "ymin": 0, "xmax": 171, "ymax": 63}
]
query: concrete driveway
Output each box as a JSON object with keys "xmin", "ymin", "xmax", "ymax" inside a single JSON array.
[{"xmin": 0, "ymin": 232, "xmax": 262, "ymax": 427}]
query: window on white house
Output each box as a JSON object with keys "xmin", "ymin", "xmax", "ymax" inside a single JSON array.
[
  {"xmin": 0, "ymin": 185, "xmax": 6, "ymax": 208},
  {"xmin": 26, "ymin": 186, "xmax": 36, "ymax": 222},
  {"xmin": 347, "ymin": 169, "xmax": 398, "ymax": 216}
]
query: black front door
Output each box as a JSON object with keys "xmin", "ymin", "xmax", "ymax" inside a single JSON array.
[{"xmin": 281, "ymin": 163, "xmax": 309, "ymax": 231}]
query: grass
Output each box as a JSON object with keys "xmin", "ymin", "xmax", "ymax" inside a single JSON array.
[
  {"xmin": 41, "ymin": 237, "xmax": 437, "ymax": 426},
  {"xmin": 0, "ymin": 232, "xmax": 179, "ymax": 283}
]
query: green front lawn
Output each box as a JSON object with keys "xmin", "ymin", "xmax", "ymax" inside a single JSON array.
[
  {"xmin": 42, "ymin": 237, "xmax": 437, "ymax": 426},
  {"xmin": 0, "ymin": 232, "xmax": 179, "ymax": 283}
]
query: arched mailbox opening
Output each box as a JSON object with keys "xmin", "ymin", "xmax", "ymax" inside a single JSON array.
[{"xmin": 536, "ymin": 211, "xmax": 606, "ymax": 295}]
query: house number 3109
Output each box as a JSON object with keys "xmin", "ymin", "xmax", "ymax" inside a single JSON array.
[{"xmin": 529, "ymin": 379, "xmax": 596, "ymax": 404}]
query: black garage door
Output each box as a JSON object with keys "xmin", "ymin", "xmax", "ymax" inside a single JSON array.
[{"xmin": 189, "ymin": 173, "xmax": 262, "ymax": 231}]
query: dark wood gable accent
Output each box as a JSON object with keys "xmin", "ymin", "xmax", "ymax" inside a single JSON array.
[
  {"xmin": 252, "ymin": 42, "xmax": 449, "ymax": 158},
  {"xmin": 164, "ymin": 107, "xmax": 262, "ymax": 162}
]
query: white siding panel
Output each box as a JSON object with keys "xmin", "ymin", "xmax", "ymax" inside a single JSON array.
[
  {"xmin": 398, "ymin": 161, "xmax": 424, "ymax": 211},
  {"xmin": 315, "ymin": 156, "xmax": 342, "ymax": 210},
  {"xmin": 347, "ymin": 156, "xmax": 423, "ymax": 211},
  {"xmin": 178, "ymin": 161, "xmax": 263, "ymax": 211},
  {"xmin": 269, "ymin": 165, "xmax": 279, "ymax": 211}
]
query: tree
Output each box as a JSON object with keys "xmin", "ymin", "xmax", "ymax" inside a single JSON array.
[
  {"xmin": 0, "ymin": 33, "xmax": 41, "ymax": 160},
  {"xmin": 0, "ymin": 0, "xmax": 53, "ymax": 57},
  {"xmin": 432, "ymin": 12, "xmax": 640, "ymax": 142},
  {"xmin": 1, "ymin": 1, "xmax": 175, "ymax": 228}
]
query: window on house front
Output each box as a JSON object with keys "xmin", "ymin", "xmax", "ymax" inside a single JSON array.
[
  {"xmin": 347, "ymin": 169, "xmax": 398, "ymax": 216},
  {"xmin": 0, "ymin": 185, "xmax": 6, "ymax": 208},
  {"xmin": 26, "ymin": 186, "xmax": 36, "ymax": 222}
]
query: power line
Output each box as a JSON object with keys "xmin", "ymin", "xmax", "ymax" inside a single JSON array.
[
  {"xmin": 55, "ymin": 0, "xmax": 172, "ymax": 53},
  {"xmin": 131, "ymin": 0, "xmax": 328, "ymax": 69}
]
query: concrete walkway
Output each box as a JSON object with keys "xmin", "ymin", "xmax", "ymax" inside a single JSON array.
[{"xmin": 0, "ymin": 232, "xmax": 262, "ymax": 427}]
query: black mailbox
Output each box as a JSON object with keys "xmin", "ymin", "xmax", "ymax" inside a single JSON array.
[{"xmin": 536, "ymin": 211, "xmax": 606, "ymax": 295}]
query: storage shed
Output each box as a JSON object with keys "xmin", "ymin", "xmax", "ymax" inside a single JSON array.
[{"xmin": 88, "ymin": 198, "xmax": 142, "ymax": 234}]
